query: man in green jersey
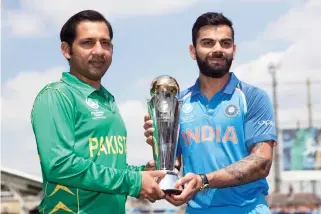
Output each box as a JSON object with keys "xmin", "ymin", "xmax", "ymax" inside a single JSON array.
[{"xmin": 31, "ymin": 10, "xmax": 165, "ymax": 214}]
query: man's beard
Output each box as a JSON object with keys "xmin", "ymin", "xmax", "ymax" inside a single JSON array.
[
  {"xmin": 196, "ymin": 52, "xmax": 233, "ymax": 78},
  {"xmin": 70, "ymin": 51, "xmax": 109, "ymax": 81}
]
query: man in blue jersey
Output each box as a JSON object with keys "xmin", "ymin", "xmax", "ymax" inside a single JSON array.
[{"xmin": 144, "ymin": 12, "xmax": 277, "ymax": 213}]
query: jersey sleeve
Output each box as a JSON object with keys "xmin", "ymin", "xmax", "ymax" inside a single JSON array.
[
  {"xmin": 244, "ymin": 88, "xmax": 277, "ymax": 148},
  {"xmin": 31, "ymin": 88, "xmax": 141, "ymax": 198},
  {"xmin": 127, "ymin": 164, "xmax": 145, "ymax": 171}
]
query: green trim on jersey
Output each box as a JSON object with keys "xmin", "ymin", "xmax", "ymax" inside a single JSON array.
[{"xmin": 31, "ymin": 72, "xmax": 143, "ymax": 214}]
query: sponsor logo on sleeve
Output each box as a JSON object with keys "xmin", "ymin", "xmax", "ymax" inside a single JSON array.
[{"xmin": 258, "ymin": 120, "xmax": 275, "ymax": 126}]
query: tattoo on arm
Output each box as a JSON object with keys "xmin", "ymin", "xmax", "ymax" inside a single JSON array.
[
  {"xmin": 251, "ymin": 142, "xmax": 265, "ymax": 153},
  {"xmin": 224, "ymin": 142, "xmax": 273, "ymax": 185}
]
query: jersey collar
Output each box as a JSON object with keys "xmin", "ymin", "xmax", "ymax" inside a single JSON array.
[
  {"xmin": 61, "ymin": 72, "xmax": 113, "ymax": 99},
  {"xmin": 191, "ymin": 72, "xmax": 240, "ymax": 97}
]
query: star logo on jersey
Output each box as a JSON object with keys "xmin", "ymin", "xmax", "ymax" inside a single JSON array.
[
  {"xmin": 49, "ymin": 201, "xmax": 74, "ymax": 214},
  {"xmin": 224, "ymin": 104, "xmax": 239, "ymax": 117},
  {"xmin": 48, "ymin": 185, "xmax": 74, "ymax": 196},
  {"xmin": 86, "ymin": 98, "xmax": 99, "ymax": 109}
]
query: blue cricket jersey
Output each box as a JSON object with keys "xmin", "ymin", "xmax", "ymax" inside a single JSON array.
[{"xmin": 177, "ymin": 72, "xmax": 277, "ymax": 214}]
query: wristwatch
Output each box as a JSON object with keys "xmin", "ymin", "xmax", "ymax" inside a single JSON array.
[{"xmin": 198, "ymin": 174, "xmax": 210, "ymax": 191}]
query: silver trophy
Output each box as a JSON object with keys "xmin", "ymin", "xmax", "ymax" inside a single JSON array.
[{"xmin": 147, "ymin": 75, "xmax": 181, "ymax": 195}]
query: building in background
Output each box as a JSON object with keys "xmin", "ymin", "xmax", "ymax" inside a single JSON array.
[
  {"xmin": 267, "ymin": 191, "xmax": 321, "ymax": 214},
  {"xmin": 1, "ymin": 167, "xmax": 42, "ymax": 214}
]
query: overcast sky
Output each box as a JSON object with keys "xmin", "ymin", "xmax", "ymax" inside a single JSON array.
[{"xmin": 1, "ymin": 0, "xmax": 321, "ymax": 209}]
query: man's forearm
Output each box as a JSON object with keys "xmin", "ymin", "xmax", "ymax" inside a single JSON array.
[{"xmin": 206, "ymin": 142, "xmax": 272, "ymax": 188}]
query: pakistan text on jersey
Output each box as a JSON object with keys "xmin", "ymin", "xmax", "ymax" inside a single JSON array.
[
  {"xmin": 89, "ymin": 136, "xmax": 127, "ymax": 157},
  {"xmin": 181, "ymin": 125, "xmax": 238, "ymax": 146}
]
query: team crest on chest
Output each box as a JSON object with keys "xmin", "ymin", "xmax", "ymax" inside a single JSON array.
[
  {"xmin": 182, "ymin": 103, "xmax": 194, "ymax": 114},
  {"xmin": 86, "ymin": 98, "xmax": 99, "ymax": 109},
  {"xmin": 180, "ymin": 103, "xmax": 195, "ymax": 123},
  {"xmin": 224, "ymin": 104, "xmax": 239, "ymax": 117}
]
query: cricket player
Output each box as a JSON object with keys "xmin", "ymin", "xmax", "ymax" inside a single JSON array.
[
  {"xmin": 31, "ymin": 10, "xmax": 165, "ymax": 214},
  {"xmin": 144, "ymin": 12, "xmax": 277, "ymax": 213}
]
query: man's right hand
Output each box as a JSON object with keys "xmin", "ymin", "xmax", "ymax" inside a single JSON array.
[
  {"xmin": 139, "ymin": 170, "xmax": 166, "ymax": 202},
  {"xmin": 143, "ymin": 113, "xmax": 154, "ymax": 146}
]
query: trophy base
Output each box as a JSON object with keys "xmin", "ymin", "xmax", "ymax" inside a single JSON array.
[{"xmin": 159, "ymin": 171, "xmax": 181, "ymax": 195}]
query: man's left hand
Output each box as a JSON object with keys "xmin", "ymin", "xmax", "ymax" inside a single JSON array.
[{"xmin": 165, "ymin": 173, "xmax": 203, "ymax": 206}]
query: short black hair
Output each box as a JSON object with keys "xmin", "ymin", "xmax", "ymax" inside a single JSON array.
[
  {"xmin": 60, "ymin": 10, "xmax": 113, "ymax": 47},
  {"xmin": 192, "ymin": 12, "xmax": 234, "ymax": 46}
]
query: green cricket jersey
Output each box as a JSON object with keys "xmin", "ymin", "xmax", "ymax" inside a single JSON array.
[{"xmin": 31, "ymin": 72, "xmax": 144, "ymax": 214}]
